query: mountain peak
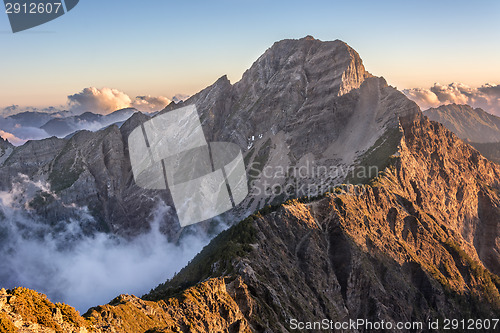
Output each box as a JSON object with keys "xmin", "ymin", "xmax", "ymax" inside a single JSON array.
[
  {"xmin": 301, "ymin": 35, "xmax": 317, "ymax": 41},
  {"xmin": 0, "ymin": 136, "xmax": 12, "ymax": 146},
  {"xmin": 236, "ymin": 37, "xmax": 372, "ymax": 100}
]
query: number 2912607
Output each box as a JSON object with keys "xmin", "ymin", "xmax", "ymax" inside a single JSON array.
[{"xmin": 5, "ymin": 2, "xmax": 63, "ymax": 14}]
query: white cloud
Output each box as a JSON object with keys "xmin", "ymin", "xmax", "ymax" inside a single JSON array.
[
  {"xmin": 402, "ymin": 87, "xmax": 441, "ymax": 110},
  {"xmin": 68, "ymin": 87, "xmax": 133, "ymax": 115},
  {"xmin": 67, "ymin": 87, "xmax": 173, "ymax": 114},
  {"xmin": 0, "ymin": 123, "xmax": 49, "ymax": 146},
  {"xmin": 0, "ymin": 130, "xmax": 25, "ymax": 146},
  {"xmin": 132, "ymin": 95, "xmax": 171, "ymax": 112},
  {"xmin": 403, "ymin": 83, "xmax": 500, "ymax": 115}
]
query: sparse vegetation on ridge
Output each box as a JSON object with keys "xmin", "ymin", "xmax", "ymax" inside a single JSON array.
[
  {"xmin": 346, "ymin": 127, "xmax": 402, "ymax": 184},
  {"xmin": 145, "ymin": 216, "xmax": 257, "ymax": 301}
]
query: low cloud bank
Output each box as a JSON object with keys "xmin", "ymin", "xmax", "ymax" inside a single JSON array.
[
  {"xmin": 0, "ymin": 124, "xmax": 50, "ymax": 146},
  {"xmin": 403, "ymin": 83, "xmax": 500, "ymax": 115},
  {"xmin": 0, "ymin": 175, "xmax": 219, "ymax": 312},
  {"xmin": 68, "ymin": 87, "xmax": 172, "ymax": 114}
]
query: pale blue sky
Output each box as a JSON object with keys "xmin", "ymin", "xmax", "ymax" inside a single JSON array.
[{"xmin": 1, "ymin": 0, "xmax": 499, "ymax": 107}]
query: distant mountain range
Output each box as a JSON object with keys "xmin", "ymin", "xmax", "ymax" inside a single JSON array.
[
  {"xmin": 0, "ymin": 107, "xmax": 149, "ymax": 144},
  {"xmin": 425, "ymin": 103, "xmax": 500, "ymax": 143},
  {"xmin": 424, "ymin": 104, "xmax": 500, "ymax": 163},
  {"xmin": 8, "ymin": 110, "xmax": 71, "ymax": 128},
  {"xmin": 41, "ymin": 108, "xmax": 138, "ymax": 137},
  {"xmin": 0, "ymin": 37, "xmax": 498, "ymax": 331}
]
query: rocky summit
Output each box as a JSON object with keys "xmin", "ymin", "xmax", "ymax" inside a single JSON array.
[{"xmin": 0, "ymin": 37, "xmax": 499, "ymax": 332}]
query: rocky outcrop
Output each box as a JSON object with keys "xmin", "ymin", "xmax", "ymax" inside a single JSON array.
[
  {"xmin": 86, "ymin": 277, "xmax": 253, "ymax": 333},
  {"xmin": 0, "ymin": 287, "xmax": 94, "ymax": 332}
]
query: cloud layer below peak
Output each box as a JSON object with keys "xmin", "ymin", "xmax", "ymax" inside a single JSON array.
[
  {"xmin": 68, "ymin": 87, "xmax": 172, "ymax": 114},
  {"xmin": 403, "ymin": 83, "xmax": 500, "ymax": 115}
]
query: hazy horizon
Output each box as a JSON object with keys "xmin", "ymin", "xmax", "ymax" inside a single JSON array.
[{"xmin": 1, "ymin": 0, "xmax": 499, "ymax": 108}]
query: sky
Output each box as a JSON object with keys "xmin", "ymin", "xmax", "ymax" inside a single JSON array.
[{"xmin": 0, "ymin": 0, "xmax": 499, "ymax": 108}]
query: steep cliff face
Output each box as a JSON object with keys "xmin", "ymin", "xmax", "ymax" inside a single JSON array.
[
  {"xmin": 0, "ymin": 115, "xmax": 180, "ymax": 238},
  {"xmin": 173, "ymin": 36, "xmax": 419, "ymax": 214},
  {"xmin": 0, "ymin": 137, "xmax": 66, "ymax": 196},
  {"xmin": 0, "ymin": 137, "xmax": 66, "ymax": 181},
  {"xmin": 79, "ymin": 116, "xmax": 499, "ymax": 332},
  {"xmin": 42, "ymin": 124, "xmax": 178, "ymax": 236},
  {"xmin": 397, "ymin": 115, "xmax": 500, "ymax": 275}
]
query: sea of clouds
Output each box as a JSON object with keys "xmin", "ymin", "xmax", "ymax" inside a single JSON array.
[
  {"xmin": 0, "ymin": 175, "xmax": 218, "ymax": 313},
  {"xmin": 403, "ymin": 83, "xmax": 500, "ymax": 115}
]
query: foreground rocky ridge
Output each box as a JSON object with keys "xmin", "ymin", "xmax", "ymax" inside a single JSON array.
[
  {"xmin": 0, "ymin": 287, "xmax": 92, "ymax": 333},
  {"xmin": 4, "ymin": 115, "xmax": 498, "ymax": 332}
]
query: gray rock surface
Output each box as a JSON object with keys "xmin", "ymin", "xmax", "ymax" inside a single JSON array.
[{"xmin": 0, "ymin": 137, "xmax": 13, "ymax": 165}]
